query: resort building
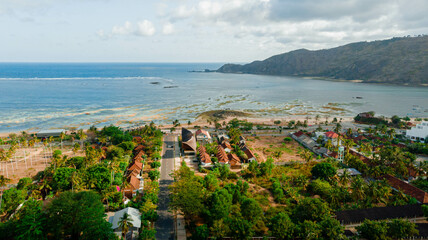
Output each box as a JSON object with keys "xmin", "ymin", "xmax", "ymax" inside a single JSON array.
[
  {"xmin": 221, "ymin": 140, "xmax": 233, "ymax": 153},
  {"xmin": 36, "ymin": 129, "xmax": 66, "ymax": 138},
  {"xmin": 195, "ymin": 129, "xmax": 212, "ymax": 143},
  {"xmin": 216, "ymin": 145, "xmax": 229, "ymax": 164},
  {"xmin": 109, "ymin": 207, "xmax": 142, "ymax": 239},
  {"xmin": 228, "ymin": 153, "xmax": 242, "ymax": 169},
  {"xmin": 198, "ymin": 145, "xmax": 212, "ymax": 167},
  {"xmin": 406, "ymin": 121, "xmax": 428, "ymax": 142},
  {"xmin": 181, "ymin": 128, "xmax": 197, "ymax": 155}
]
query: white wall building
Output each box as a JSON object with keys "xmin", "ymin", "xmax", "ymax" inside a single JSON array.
[{"xmin": 406, "ymin": 121, "xmax": 428, "ymax": 142}]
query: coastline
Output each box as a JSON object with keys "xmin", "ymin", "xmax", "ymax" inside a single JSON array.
[{"xmin": 0, "ymin": 115, "xmax": 354, "ymax": 138}]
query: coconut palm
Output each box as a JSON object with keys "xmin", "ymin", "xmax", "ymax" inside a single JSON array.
[
  {"xmin": 119, "ymin": 212, "xmax": 134, "ymax": 239},
  {"xmin": 334, "ymin": 123, "xmax": 342, "ymax": 133},
  {"xmin": 300, "ymin": 149, "xmax": 313, "ymax": 162},
  {"xmin": 325, "ymin": 139, "xmax": 333, "ymax": 151},
  {"xmin": 71, "ymin": 171, "xmax": 83, "ymax": 192},
  {"xmin": 343, "ymin": 139, "xmax": 355, "ymax": 155},
  {"xmin": 339, "ymin": 169, "xmax": 351, "ymax": 186},
  {"xmin": 351, "ymin": 176, "xmax": 366, "ymax": 202},
  {"xmin": 59, "ymin": 132, "xmax": 65, "ymax": 150},
  {"xmin": 387, "ymin": 128, "xmax": 396, "ymax": 141},
  {"xmin": 346, "ymin": 128, "xmax": 353, "ymax": 137},
  {"xmin": 39, "ymin": 180, "xmax": 52, "ymax": 200},
  {"xmin": 77, "ymin": 129, "xmax": 87, "ymax": 149}
]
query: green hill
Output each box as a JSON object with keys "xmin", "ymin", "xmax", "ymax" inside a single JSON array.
[{"xmin": 217, "ymin": 36, "xmax": 428, "ymax": 86}]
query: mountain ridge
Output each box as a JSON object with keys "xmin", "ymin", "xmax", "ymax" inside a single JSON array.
[{"xmin": 217, "ymin": 36, "xmax": 428, "ymax": 86}]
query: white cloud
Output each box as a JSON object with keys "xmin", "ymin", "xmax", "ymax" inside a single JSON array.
[
  {"xmin": 136, "ymin": 20, "xmax": 155, "ymax": 36},
  {"xmin": 162, "ymin": 0, "xmax": 428, "ymax": 56},
  {"xmin": 162, "ymin": 22, "xmax": 174, "ymax": 35},
  {"xmin": 99, "ymin": 20, "xmax": 156, "ymax": 38},
  {"xmin": 112, "ymin": 21, "xmax": 132, "ymax": 35}
]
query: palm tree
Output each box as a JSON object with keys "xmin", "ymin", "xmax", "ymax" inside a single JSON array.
[
  {"xmin": 77, "ymin": 129, "xmax": 87, "ymax": 150},
  {"xmin": 325, "ymin": 139, "xmax": 333, "ymax": 151},
  {"xmin": 119, "ymin": 212, "xmax": 134, "ymax": 239},
  {"xmin": 315, "ymin": 114, "xmax": 320, "ymax": 124},
  {"xmin": 59, "ymin": 132, "xmax": 65, "ymax": 150},
  {"xmin": 351, "ymin": 176, "xmax": 366, "ymax": 202},
  {"xmin": 334, "ymin": 123, "xmax": 342, "ymax": 133},
  {"xmin": 387, "ymin": 128, "xmax": 396, "ymax": 141},
  {"xmin": 300, "ymin": 149, "xmax": 313, "ymax": 162},
  {"xmin": 343, "ymin": 139, "xmax": 355, "ymax": 155},
  {"xmin": 339, "ymin": 169, "xmax": 351, "ymax": 186},
  {"xmin": 39, "ymin": 180, "xmax": 52, "ymax": 200},
  {"xmin": 346, "ymin": 128, "xmax": 353, "ymax": 137},
  {"xmin": 71, "ymin": 171, "xmax": 82, "ymax": 192}
]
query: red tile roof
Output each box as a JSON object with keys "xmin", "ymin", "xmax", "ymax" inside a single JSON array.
[
  {"xmin": 128, "ymin": 175, "xmax": 140, "ymax": 191},
  {"xmin": 195, "ymin": 129, "xmax": 211, "ymax": 139},
  {"xmin": 134, "ymin": 145, "xmax": 145, "ymax": 152},
  {"xmin": 293, "ymin": 131, "xmax": 305, "ymax": 137},
  {"xmin": 228, "ymin": 153, "xmax": 241, "ymax": 167},
  {"xmin": 384, "ymin": 174, "xmax": 428, "ymax": 203},
  {"xmin": 133, "ymin": 149, "xmax": 146, "ymax": 162},
  {"xmin": 198, "ymin": 146, "xmax": 212, "ymax": 164},
  {"xmin": 216, "ymin": 145, "xmax": 229, "ymax": 164},
  {"xmin": 128, "ymin": 161, "xmax": 143, "ymax": 171},
  {"xmin": 221, "ymin": 141, "xmax": 233, "ymax": 150},
  {"xmin": 325, "ymin": 131, "xmax": 339, "ymax": 138}
]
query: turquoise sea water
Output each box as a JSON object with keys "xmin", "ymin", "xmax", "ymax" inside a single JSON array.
[{"xmin": 0, "ymin": 63, "xmax": 427, "ymax": 132}]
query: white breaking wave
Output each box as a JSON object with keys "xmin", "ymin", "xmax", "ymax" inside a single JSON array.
[{"xmin": 0, "ymin": 76, "xmax": 167, "ymax": 81}]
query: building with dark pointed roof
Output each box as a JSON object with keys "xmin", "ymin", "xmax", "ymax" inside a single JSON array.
[{"xmin": 182, "ymin": 128, "xmax": 197, "ymax": 153}]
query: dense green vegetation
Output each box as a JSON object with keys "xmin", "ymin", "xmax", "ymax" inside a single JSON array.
[
  {"xmin": 217, "ymin": 36, "xmax": 428, "ymax": 85},
  {"xmin": 0, "ymin": 123, "xmax": 163, "ymax": 240}
]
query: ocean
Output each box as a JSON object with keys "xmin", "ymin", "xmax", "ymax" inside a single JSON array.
[{"xmin": 0, "ymin": 63, "xmax": 427, "ymax": 132}]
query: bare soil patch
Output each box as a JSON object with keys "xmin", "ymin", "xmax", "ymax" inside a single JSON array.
[{"xmin": 246, "ymin": 135, "xmax": 305, "ymax": 163}]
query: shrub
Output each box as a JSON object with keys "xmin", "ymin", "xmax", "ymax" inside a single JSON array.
[
  {"xmin": 151, "ymin": 161, "xmax": 161, "ymax": 168},
  {"xmin": 148, "ymin": 170, "xmax": 160, "ymax": 181},
  {"xmin": 311, "ymin": 162, "xmax": 337, "ymax": 180}
]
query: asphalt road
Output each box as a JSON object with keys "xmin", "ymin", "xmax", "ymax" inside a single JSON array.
[{"xmin": 155, "ymin": 134, "xmax": 177, "ymax": 240}]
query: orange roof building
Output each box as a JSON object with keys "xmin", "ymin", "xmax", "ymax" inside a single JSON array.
[
  {"xmin": 325, "ymin": 131, "xmax": 339, "ymax": 138},
  {"xmin": 228, "ymin": 153, "xmax": 241, "ymax": 169},
  {"xmin": 216, "ymin": 145, "xmax": 229, "ymax": 164},
  {"xmin": 198, "ymin": 145, "xmax": 212, "ymax": 165}
]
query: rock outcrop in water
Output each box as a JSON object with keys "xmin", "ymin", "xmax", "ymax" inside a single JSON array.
[{"xmin": 217, "ymin": 36, "xmax": 428, "ymax": 86}]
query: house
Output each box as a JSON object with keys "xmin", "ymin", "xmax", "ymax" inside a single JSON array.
[
  {"xmin": 216, "ymin": 145, "xmax": 229, "ymax": 164},
  {"xmin": 123, "ymin": 174, "xmax": 143, "ymax": 199},
  {"xmin": 218, "ymin": 133, "xmax": 230, "ymax": 142},
  {"xmin": 228, "ymin": 153, "xmax": 241, "ymax": 169},
  {"xmin": 358, "ymin": 112, "xmax": 374, "ymax": 118},
  {"xmin": 195, "ymin": 129, "xmax": 212, "ymax": 143},
  {"xmin": 406, "ymin": 121, "xmax": 428, "ymax": 142},
  {"xmin": 383, "ymin": 174, "xmax": 428, "ymax": 203},
  {"xmin": 133, "ymin": 149, "xmax": 146, "ymax": 162},
  {"xmin": 36, "ymin": 129, "xmax": 66, "ymax": 138},
  {"xmin": 221, "ymin": 141, "xmax": 233, "ymax": 153},
  {"xmin": 182, "ymin": 128, "xmax": 197, "ymax": 155},
  {"xmin": 109, "ymin": 207, "xmax": 142, "ymax": 239},
  {"xmin": 325, "ymin": 131, "xmax": 339, "ymax": 139},
  {"xmin": 239, "ymin": 143, "xmax": 257, "ymax": 162},
  {"xmin": 128, "ymin": 161, "xmax": 143, "ymax": 176},
  {"xmin": 239, "ymin": 136, "xmax": 246, "ymax": 144},
  {"xmin": 198, "ymin": 146, "xmax": 212, "ymax": 167}
]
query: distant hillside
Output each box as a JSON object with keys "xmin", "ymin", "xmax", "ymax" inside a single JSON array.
[{"xmin": 217, "ymin": 36, "xmax": 428, "ymax": 86}]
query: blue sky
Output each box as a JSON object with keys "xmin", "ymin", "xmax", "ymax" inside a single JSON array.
[{"xmin": 1, "ymin": 0, "xmax": 428, "ymax": 62}]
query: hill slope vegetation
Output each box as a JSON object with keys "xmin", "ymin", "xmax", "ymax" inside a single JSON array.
[{"xmin": 217, "ymin": 36, "xmax": 428, "ymax": 85}]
